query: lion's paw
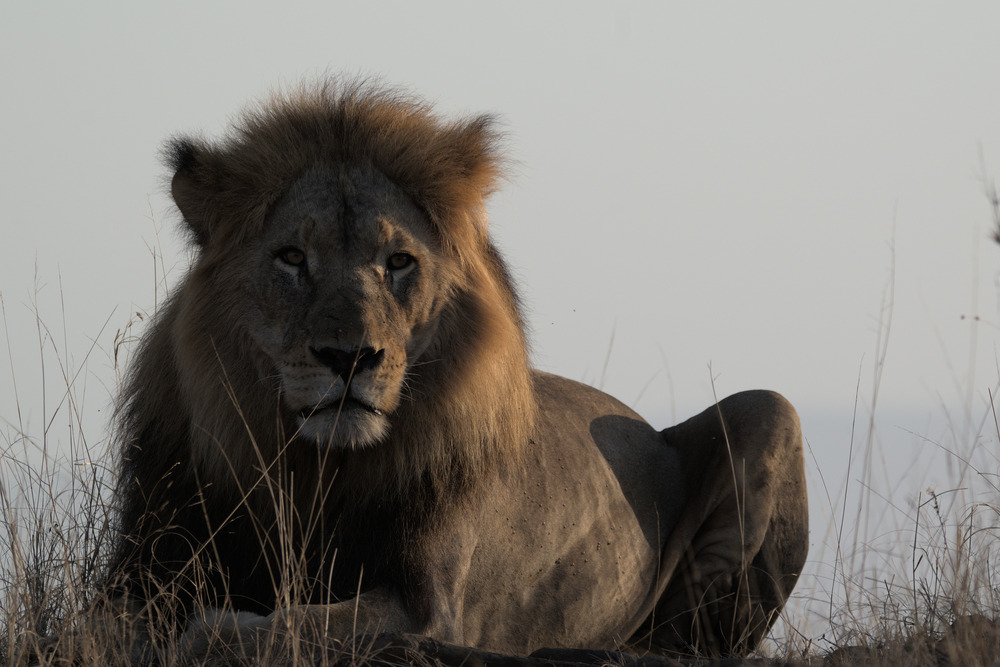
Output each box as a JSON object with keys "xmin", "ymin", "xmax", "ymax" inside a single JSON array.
[{"xmin": 178, "ymin": 608, "xmax": 270, "ymax": 660}]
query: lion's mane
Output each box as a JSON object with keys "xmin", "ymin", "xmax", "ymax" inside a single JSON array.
[{"xmin": 110, "ymin": 80, "xmax": 537, "ymax": 610}]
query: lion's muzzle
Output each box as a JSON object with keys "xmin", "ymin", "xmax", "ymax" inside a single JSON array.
[{"xmin": 281, "ymin": 344, "xmax": 394, "ymax": 448}]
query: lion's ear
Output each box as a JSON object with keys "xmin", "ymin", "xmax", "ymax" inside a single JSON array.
[
  {"xmin": 166, "ymin": 138, "xmax": 216, "ymax": 247},
  {"xmin": 423, "ymin": 115, "xmax": 503, "ymax": 240}
]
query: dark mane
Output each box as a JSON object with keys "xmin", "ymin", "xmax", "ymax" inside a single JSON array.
[{"xmin": 107, "ymin": 79, "xmax": 536, "ymax": 618}]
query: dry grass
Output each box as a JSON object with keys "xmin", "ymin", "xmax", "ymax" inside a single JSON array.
[
  {"xmin": 3, "ymin": 202, "xmax": 1000, "ymax": 665},
  {"xmin": 0, "ymin": 278, "xmax": 131, "ymax": 664},
  {"xmin": 763, "ymin": 183, "xmax": 1000, "ymax": 665},
  {"xmin": 7, "ymin": 315, "xmax": 1000, "ymax": 667}
]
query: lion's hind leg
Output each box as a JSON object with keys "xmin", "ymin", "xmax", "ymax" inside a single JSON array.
[{"xmin": 632, "ymin": 390, "xmax": 808, "ymax": 658}]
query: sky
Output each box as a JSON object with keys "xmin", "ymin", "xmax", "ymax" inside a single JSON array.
[{"xmin": 3, "ymin": 2, "xmax": 1000, "ymax": 643}]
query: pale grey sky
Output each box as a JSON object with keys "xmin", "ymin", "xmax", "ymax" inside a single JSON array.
[{"xmin": 3, "ymin": 2, "xmax": 1000, "ymax": 640}]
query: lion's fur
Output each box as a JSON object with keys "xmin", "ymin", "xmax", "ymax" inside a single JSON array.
[{"xmin": 106, "ymin": 79, "xmax": 808, "ymax": 658}]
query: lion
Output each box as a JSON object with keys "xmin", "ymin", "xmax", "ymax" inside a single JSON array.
[{"xmin": 103, "ymin": 79, "xmax": 808, "ymax": 661}]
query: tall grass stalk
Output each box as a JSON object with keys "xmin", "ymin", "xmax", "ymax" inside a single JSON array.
[{"xmin": 4, "ymin": 210, "xmax": 1000, "ymax": 664}]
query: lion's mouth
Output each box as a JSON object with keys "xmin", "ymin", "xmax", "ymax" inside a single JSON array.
[{"xmin": 299, "ymin": 396, "xmax": 384, "ymax": 419}]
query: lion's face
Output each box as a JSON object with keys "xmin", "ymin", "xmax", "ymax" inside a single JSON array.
[{"xmin": 244, "ymin": 165, "xmax": 451, "ymax": 449}]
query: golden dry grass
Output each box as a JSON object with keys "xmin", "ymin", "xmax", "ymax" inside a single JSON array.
[{"xmin": 4, "ymin": 208, "xmax": 1000, "ymax": 665}]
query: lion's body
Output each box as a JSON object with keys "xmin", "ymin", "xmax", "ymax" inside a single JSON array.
[{"xmin": 108, "ymin": 81, "xmax": 807, "ymax": 659}]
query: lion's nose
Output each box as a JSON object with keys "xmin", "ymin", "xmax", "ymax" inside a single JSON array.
[{"xmin": 310, "ymin": 346, "xmax": 384, "ymax": 381}]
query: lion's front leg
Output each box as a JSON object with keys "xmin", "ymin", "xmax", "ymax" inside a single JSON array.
[{"xmin": 178, "ymin": 589, "xmax": 421, "ymax": 662}]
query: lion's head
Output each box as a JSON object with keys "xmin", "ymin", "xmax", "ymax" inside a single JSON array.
[
  {"xmin": 202, "ymin": 161, "xmax": 453, "ymax": 450},
  {"xmin": 121, "ymin": 81, "xmax": 536, "ymax": 505}
]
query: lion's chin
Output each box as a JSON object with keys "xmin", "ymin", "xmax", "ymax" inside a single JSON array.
[{"xmin": 294, "ymin": 405, "xmax": 390, "ymax": 449}]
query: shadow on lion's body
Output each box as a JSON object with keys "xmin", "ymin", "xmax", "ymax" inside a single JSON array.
[{"xmin": 104, "ymin": 79, "xmax": 808, "ymax": 661}]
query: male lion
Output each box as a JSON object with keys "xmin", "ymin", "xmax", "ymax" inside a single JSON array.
[{"xmin": 106, "ymin": 80, "xmax": 807, "ymax": 661}]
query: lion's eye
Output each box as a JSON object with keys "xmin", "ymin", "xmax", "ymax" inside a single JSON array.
[
  {"xmin": 387, "ymin": 253, "xmax": 414, "ymax": 272},
  {"xmin": 277, "ymin": 247, "xmax": 306, "ymax": 267}
]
